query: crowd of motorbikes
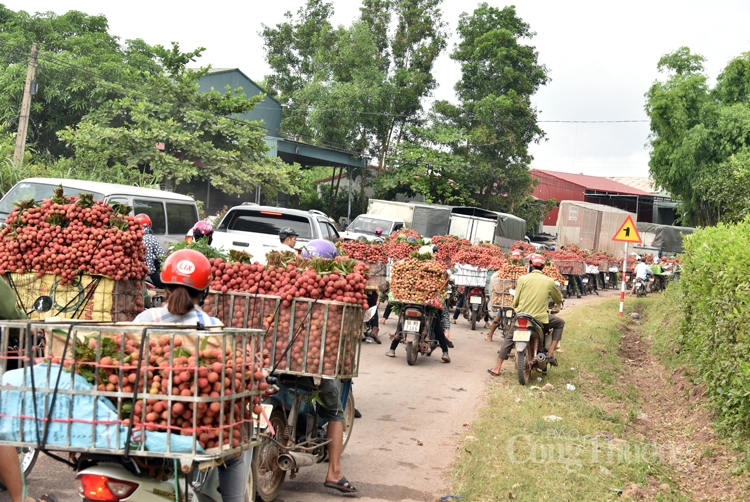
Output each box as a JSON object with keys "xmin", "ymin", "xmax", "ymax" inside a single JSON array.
[{"xmin": 5, "ymin": 269, "xmax": 672, "ymax": 501}]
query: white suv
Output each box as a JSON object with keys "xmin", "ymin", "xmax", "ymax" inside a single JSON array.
[{"xmin": 210, "ymin": 204, "xmax": 340, "ymax": 264}]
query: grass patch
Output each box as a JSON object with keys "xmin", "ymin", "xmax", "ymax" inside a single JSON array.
[{"xmin": 450, "ymin": 296, "xmax": 688, "ymax": 502}]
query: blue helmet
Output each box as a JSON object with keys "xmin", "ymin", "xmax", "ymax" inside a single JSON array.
[
  {"xmin": 406, "ymin": 236, "xmax": 417, "ymax": 243},
  {"xmin": 301, "ymin": 239, "xmax": 338, "ymax": 259}
]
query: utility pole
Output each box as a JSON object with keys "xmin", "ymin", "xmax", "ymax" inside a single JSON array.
[{"xmin": 13, "ymin": 43, "xmax": 39, "ymax": 167}]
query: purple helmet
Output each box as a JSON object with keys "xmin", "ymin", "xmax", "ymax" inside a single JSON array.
[
  {"xmin": 191, "ymin": 221, "xmax": 214, "ymax": 244},
  {"xmin": 301, "ymin": 239, "xmax": 338, "ymax": 259}
]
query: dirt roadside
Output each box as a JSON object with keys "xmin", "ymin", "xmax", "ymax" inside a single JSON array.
[{"xmin": 615, "ymin": 308, "xmax": 748, "ymax": 501}]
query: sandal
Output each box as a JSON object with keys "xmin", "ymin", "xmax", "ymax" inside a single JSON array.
[
  {"xmin": 324, "ymin": 476, "xmax": 357, "ymax": 493},
  {"xmin": 38, "ymin": 496, "xmax": 59, "ymax": 502},
  {"xmin": 447, "ymin": 340, "xmax": 454, "ymax": 348},
  {"xmin": 487, "ymin": 368, "xmax": 501, "ymax": 377},
  {"xmin": 485, "ymin": 335, "xmax": 493, "ymax": 342}
]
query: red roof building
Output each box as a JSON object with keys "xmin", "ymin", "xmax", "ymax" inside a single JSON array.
[{"xmin": 530, "ymin": 169, "xmax": 672, "ymax": 226}]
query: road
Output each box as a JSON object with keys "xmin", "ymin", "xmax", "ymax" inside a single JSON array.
[{"xmin": 1, "ymin": 288, "xmax": 620, "ymax": 502}]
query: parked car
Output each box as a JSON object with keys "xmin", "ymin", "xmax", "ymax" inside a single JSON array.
[
  {"xmin": 210, "ymin": 204, "xmax": 339, "ymax": 263},
  {"xmin": 0, "ymin": 178, "xmax": 198, "ymax": 249}
]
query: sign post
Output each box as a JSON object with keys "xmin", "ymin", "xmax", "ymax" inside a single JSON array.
[{"xmin": 612, "ymin": 215, "xmax": 642, "ymax": 316}]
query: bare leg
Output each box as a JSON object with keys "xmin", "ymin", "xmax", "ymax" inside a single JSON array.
[
  {"xmin": 485, "ymin": 316, "xmax": 500, "ymax": 341},
  {"xmin": 489, "ymin": 358, "xmax": 505, "ymax": 375},
  {"xmin": 547, "ymin": 339, "xmax": 559, "ymax": 358},
  {"xmin": 0, "ymin": 445, "xmax": 34, "ymax": 502},
  {"xmin": 325, "ymin": 422, "xmax": 355, "ymax": 490}
]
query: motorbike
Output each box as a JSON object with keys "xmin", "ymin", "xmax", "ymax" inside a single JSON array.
[
  {"xmin": 253, "ymin": 376, "xmax": 355, "ymax": 501},
  {"xmin": 0, "ymin": 296, "xmax": 54, "ymax": 490},
  {"xmin": 393, "ymin": 303, "xmax": 439, "ymax": 366},
  {"xmin": 635, "ymin": 277, "xmax": 648, "ymax": 297},
  {"xmin": 460, "ymin": 287, "xmax": 488, "ymax": 330},
  {"xmin": 509, "ymin": 296, "xmax": 562, "ymax": 386},
  {"xmin": 74, "ymin": 448, "xmax": 256, "ymax": 501}
]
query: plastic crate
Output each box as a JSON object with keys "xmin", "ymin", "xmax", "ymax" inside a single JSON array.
[
  {"xmin": 450, "ymin": 264, "xmax": 489, "ymax": 287},
  {"xmin": 202, "ymin": 293, "xmax": 362, "ymax": 380},
  {"xmin": 0, "ymin": 321, "xmax": 263, "ymax": 462}
]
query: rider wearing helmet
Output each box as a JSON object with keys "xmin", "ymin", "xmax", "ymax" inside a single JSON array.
[
  {"xmin": 279, "ymin": 227, "xmax": 299, "ymax": 252},
  {"xmin": 374, "ymin": 227, "xmax": 383, "ymax": 237},
  {"xmin": 135, "ymin": 213, "xmax": 165, "ymax": 286},
  {"xmin": 191, "ymin": 220, "xmax": 214, "ymax": 246},
  {"xmin": 300, "ymin": 239, "xmax": 338, "ymax": 259},
  {"xmin": 133, "ymin": 249, "xmax": 245, "ymax": 501},
  {"xmin": 406, "ymin": 236, "xmax": 417, "ymax": 243},
  {"xmin": 285, "ymin": 238, "xmax": 358, "ymax": 493},
  {"xmin": 488, "ymin": 254, "xmax": 564, "ymax": 377}
]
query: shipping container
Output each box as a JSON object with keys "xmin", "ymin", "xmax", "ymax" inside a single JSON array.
[{"xmin": 556, "ymin": 201, "xmax": 636, "ymax": 258}]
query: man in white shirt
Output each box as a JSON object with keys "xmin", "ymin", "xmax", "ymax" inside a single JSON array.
[
  {"xmin": 631, "ymin": 258, "xmax": 654, "ymax": 295},
  {"xmin": 279, "ymin": 227, "xmax": 299, "ymax": 252}
]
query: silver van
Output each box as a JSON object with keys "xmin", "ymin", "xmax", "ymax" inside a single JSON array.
[{"xmin": 0, "ymin": 178, "xmax": 199, "ymax": 248}]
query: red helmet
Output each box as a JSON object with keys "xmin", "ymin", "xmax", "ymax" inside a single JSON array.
[
  {"xmin": 160, "ymin": 249, "xmax": 212, "ymax": 290},
  {"xmin": 135, "ymin": 213, "xmax": 152, "ymax": 227},
  {"xmin": 528, "ymin": 253, "xmax": 545, "ymax": 268},
  {"xmin": 511, "ymin": 250, "xmax": 521, "ymax": 258}
]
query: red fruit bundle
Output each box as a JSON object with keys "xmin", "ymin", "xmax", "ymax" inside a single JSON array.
[
  {"xmin": 452, "ymin": 245, "xmax": 507, "ymax": 270},
  {"xmin": 0, "ymin": 193, "xmax": 148, "ymax": 283},
  {"xmin": 206, "ymin": 254, "xmax": 369, "ymax": 309},
  {"xmin": 387, "ymin": 228, "xmax": 421, "ymax": 241},
  {"xmin": 511, "ymin": 241, "xmax": 537, "ymax": 254},
  {"xmin": 261, "ymin": 300, "xmax": 359, "ymax": 377},
  {"xmin": 49, "ymin": 330, "xmax": 265, "ymax": 452},
  {"xmin": 431, "ymin": 235, "xmax": 471, "ymax": 268},
  {"xmin": 338, "ymin": 240, "xmax": 386, "ymax": 262}
]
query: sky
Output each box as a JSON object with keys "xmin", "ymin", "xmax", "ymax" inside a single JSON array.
[{"xmin": 6, "ymin": 0, "xmax": 750, "ymax": 178}]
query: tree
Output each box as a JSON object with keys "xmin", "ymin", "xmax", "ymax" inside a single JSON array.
[
  {"xmin": 646, "ymin": 47, "xmax": 750, "ymax": 225},
  {"xmin": 262, "ymin": 0, "xmax": 447, "ymax": 213},
  {"xmin": 433, "ymin": 4, "xmax": 549, "ymax": 214},
  {"xmin": 375, "ymin": 121, "xmax": 476, "ymax": 205},
  {"xmin": 57, "ymin": 43, "xmax": 301, "ymax": 199},
  {"xmin": 0, "ymin": 6, "xmax": 162, "ymax": 158}
]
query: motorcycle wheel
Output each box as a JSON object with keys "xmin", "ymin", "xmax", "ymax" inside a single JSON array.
[
  {"xmin": 253, "ymin": 409, "xmax": 288, "ymax": 502},
  {"xmin": 470, "ymin": 309, "xmax": 477, "ymax": 331},
  {"xmin": 0, "ymin": 447, "xmax": 38, "ymax": 489},
  {"xmin": 406, "ymin": 341, "xmax": 417, "ymax": 366},
  {"xmin": 342, "ymin": 391, "xmax": 355, "ymax": 452},
  {"xmin": 516, "ymin": 345, "xmax": 532, "ymax": 385}
]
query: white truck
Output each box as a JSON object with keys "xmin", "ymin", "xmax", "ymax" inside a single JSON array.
[
  {"xmin": 359, "ymin": 200, "xmax": 452, "ymax": 238},
  {"xmin": 448, "ymin": 207, "xmax": 526, "ymax": 250},
  {"xmin": 339, "ymin": 214, "xmax": 406, "ymax": 241}
]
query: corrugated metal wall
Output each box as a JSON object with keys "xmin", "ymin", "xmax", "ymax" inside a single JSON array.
[{"xmin": 531, "ymin": 170, "xmax": 586, "ymax": 225}]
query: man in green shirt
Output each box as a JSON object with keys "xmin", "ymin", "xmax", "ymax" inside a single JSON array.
[
  {"xmin": 488, "ymin": 254, "xmax": 564, "ymax": 376},
  {"xmin": 0, "ymin": 278, "xmax": 58, "ymax": 502}
]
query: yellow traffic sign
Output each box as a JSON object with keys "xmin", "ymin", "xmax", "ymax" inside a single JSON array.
[{"xmin": 612, "ymin": 215, "xmax": 641, "ymax": 243}]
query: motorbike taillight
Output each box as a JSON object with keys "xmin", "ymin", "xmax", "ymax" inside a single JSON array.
[
  {"xmin": 76, "ymin": 474, "xmax": 137, "ymax": 501},
  {"xmin": 405, "ymin": 309, "xmax": 422, "ymax": 318},
  {"xmin": 516, "ymin": 317, "xmax": 529, "ymax": 329},
  {"xmin": 470, "ymin": 288, "xmax": 483, "ymax": 296}
]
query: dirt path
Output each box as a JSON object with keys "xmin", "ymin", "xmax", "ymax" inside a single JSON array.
[{"xmin": 615, "ymin": 308, "xmax": 748, "ymax": 501}]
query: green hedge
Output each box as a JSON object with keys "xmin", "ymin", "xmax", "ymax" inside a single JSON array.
[{"xmin": 679, "ymin": 217, "xmax": 750, "ymax": 436}]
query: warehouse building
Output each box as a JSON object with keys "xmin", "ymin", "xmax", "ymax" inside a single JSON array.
[{"xmin": 530, "ymin": 169, "xmax": 677, "ymax": 232}]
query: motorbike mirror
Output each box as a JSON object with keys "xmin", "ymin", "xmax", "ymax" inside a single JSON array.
[
  {"xmin": 364, "ymin": 305, "xmax": 378, "ymax": 322},
  {"xmin": 32, "ymin": 295, "xmax": 53, "ymax": 313}
]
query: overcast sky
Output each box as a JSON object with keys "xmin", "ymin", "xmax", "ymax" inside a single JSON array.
[{"xmin": 7, "ymin": 0, "xmax": 750, "ymax": 177}]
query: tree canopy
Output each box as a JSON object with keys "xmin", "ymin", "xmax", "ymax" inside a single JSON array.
[{"xmin": 646, "ymin": 47, "xmax": 750, "ymax": 225}]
